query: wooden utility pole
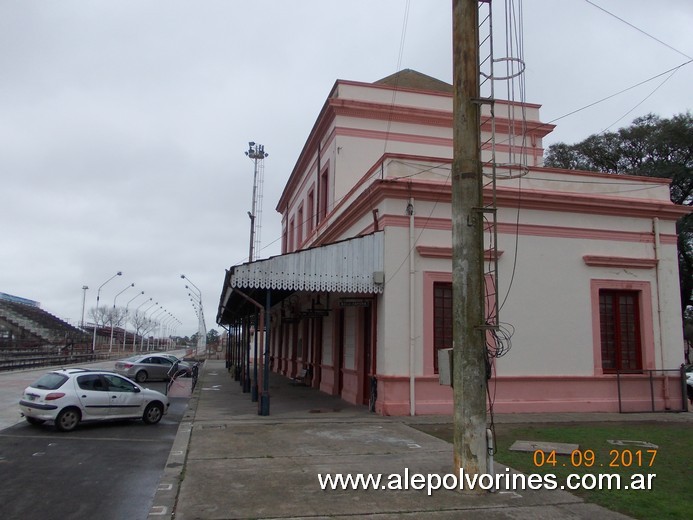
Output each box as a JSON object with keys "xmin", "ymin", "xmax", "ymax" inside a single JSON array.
[{"xmin": 451, "ymin": 0, "xmax": 488, "ymax": 489}]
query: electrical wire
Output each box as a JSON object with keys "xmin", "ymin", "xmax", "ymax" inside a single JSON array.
[
  {"xmin": 541, "ymin": 60, "xmax": 692, "ymax": 132},
  {"xmin": 384, "ymin": 172, "xmax": 453, "ymax": 286},
  {"xmin": 584, "ymin": 0, "xmax": 692, "ymax": 61},
  {"xmin": 598, "ymin": 67, "xmax": 680, "ymax": 134}
]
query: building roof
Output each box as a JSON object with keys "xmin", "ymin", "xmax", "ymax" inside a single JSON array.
[
  {"xmin": 373, "ymin": 69, "xmax": 453, "ymax": 93},
  {"xmin": 217, "ymin": 232, "xmax": 384, "ymax": 323}
]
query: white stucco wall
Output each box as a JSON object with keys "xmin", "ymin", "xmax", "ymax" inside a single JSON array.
[
  {"xmin": 276, "ymin": 74, "xmax": 686, "ymax": 393},
  {"xmin": 377, "ymin": 225, "xmax": 417, "ymax": 376}
]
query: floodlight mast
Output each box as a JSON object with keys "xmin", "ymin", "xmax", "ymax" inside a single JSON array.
[{"xmin": 245, "ymin": 142, "xmax": 268, "ymax": 262}]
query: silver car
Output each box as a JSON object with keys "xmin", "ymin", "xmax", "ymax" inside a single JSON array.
[{"xmin": 114, "ymin": 354, "xmax": 189, "ymax": 383}]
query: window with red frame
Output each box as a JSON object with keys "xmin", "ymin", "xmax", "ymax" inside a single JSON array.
[
  {"xmin": 599, "ymin": 289, "xmax": 642, "ymax": 372},
  {"xmin": 307, "ymin": 190, "xmax": 314, "ymax": 235},
  {"xmin": 318, "ymin": 169, "xmax": 328, "ymax": 222},
  {"xmin": 297, "ymin": 205, "xmax": 304, "ymax": 247},
  {"xmin": 433, "ymin": 282, "xmax": 453, "ymax": 373}
]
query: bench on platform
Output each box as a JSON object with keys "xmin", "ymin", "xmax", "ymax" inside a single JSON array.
[{"xmin": 291, "ymin": 367, "xmax": 311, "ymax": 386}]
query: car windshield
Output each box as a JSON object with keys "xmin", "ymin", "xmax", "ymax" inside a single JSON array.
[{"xmin": 31, "ymin": 372, "xmax": 68, "ymax": 390}]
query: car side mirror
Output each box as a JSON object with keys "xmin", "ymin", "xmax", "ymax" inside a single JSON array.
[{"xmin": 134, "ymin": 387, "xmax": 141, "ymax": 393}]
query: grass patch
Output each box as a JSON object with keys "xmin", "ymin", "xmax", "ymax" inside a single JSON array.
[{"xmin": 413, "ymin": 421, "xmax": 692, "ymax": 520}]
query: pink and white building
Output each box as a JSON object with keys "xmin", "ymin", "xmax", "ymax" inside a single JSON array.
[{"xmin": 217, "ymin": 70, "xmax": 688, "ymax": 415}]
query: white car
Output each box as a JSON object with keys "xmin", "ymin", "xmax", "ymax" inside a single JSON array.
[{"xmin": 19, "ymin": 368, "xmax": 170, "ymax": 432}]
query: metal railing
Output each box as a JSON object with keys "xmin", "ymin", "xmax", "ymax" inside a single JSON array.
[
  {"xmin": 615, "ymin": 367, "xmax": 687, "ymax": 413},
  {"xmin": 0, "ymin": 353, "xmax": 99, "ymax": 372},
  {"xmin": 165, "ymin": 360, "xmax": 201, "ymax": 395}
]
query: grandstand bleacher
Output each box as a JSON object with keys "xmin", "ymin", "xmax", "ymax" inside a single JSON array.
[{"xmin": 0, "ymin": 298, "xmax": 90, "ymax": 350}]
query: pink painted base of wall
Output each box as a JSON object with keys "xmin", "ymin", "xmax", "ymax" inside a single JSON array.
[
  {"xmin": 272, "ymin": 364, "xmax": 686, "ymax": 415},
  {"xmin": 375, "ymin": 374, "xmax": 686, "ymax": 416},
  {"xmin": 319, "ymin": 365, "xmax": 337, "ymax": 395},
  {"xmin": 340, "ymin": 369, "xmax": 360, "ymax": 404}
]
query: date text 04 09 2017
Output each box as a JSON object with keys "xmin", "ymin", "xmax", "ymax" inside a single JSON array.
[{"xmin": 533, "ymin": 449, "xmax": 657, "ymax": 468}]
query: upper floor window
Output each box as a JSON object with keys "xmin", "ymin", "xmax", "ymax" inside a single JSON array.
[
  {"xmin": 307, "ymin": 189, "xmax": 315, "ymax": 235},
  {"xmin": 288, "ymin": 217, "xmax": 295, "ymax": 253},
  {"xmin": 297, "ymin": 205, "xmax": 304, "ymax": 247},
  {"xmin": 318, "ymin": 168, "xmax": 328, "ymax": 223}
]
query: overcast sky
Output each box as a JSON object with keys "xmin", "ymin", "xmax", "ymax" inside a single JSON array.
[{"xmin": 1, "ymin": 0, "xmax": 691, "ymax": 336}]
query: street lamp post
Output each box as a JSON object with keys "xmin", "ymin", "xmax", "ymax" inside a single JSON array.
[
  {"xmin": 123, "ymin": 291, "xmax": 145, "ymax": 351},
  {"xmin": 110, "ymin": 283, "xmax": 134, "ymax": 352},
  {"xmin": 91, "ymin": 271, "xmax": 122, "ymax": 353},
  {"xmin": 159, "ymin": 314, "xmax": 170, "ymax": 349},
  {"xmin": 140, "ymin": 301, "xmax": 158, "ymax": 351},
  {"xmin": 170, "ymin": 318, "xmax": 181, "ymax": 349},
  {"xmin": 80, "ymin": 285, "xmax": 89, "ymax": 329},
  {"xmin": 149, "ymin": 307, "xmax": 166, "ymax": 350},
  {"xmin": 133, "ymin": 298, "xmax": 153, "ymax": 352},
  {"xmin": 161, "ymin": 314, "xmax": 175, "ymax": 350},
  {"xmin": 188, "ymin": 294, "xmax": 205, "ymax": 354},
  {"xmin": 181, "ymin": 274, "xmax": 206, "ymax": 358}
]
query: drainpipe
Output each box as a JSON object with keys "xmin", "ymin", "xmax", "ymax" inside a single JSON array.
[
  {"xmin": 408, "ymin": 198, "xmax": 416, "ymax": 416},
  {"xmin": 652, "ymin": 217, "xmax": 668, "ymax": 402}
]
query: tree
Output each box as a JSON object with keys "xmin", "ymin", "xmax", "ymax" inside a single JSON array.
[
  {"xmin": 105, "ymin": 307, "xmax": 127, "ymax": 328},
  {"xmin": 544, "ymin": 113, "xmax": 693, "ymax": 317},
  {"xmin": 207, "ymin": 328, "xmax": 220, "ymax": 345},
  {"xmin": 88, "ymin": 306, "xmax": 109, "ymax": 328},
  {"xmin": 130, "ymin": 312, "xmax": 155, "ymax": 350}
]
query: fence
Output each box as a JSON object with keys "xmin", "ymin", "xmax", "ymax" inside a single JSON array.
[
  {"xmin": 616, "ymin": 367, "xmax": 687, "ymax": 413},
  {"xmin": 0, "ymin": 352, "xmax": 98, "ymax": 372}
]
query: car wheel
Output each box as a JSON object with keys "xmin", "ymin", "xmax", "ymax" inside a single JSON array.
[
  {"xmin": 25, "ymin": 417, "xmax": 45, "ymax": 426},
  {"xmin": 55, "ymin": 407, "xmax": 81, "ymax": 432},
  {"xmin": 135, "ymin": 370, "xmax": 148, "ymax": 383},
  {"xmin": 142, "ymin": 402, "xmax": 163, "ymax": 425}
]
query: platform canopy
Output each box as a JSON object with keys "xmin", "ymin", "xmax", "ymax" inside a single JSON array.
[{"xmin": 217, "ymin": 232, "xmax": 384, "ymax": 324}]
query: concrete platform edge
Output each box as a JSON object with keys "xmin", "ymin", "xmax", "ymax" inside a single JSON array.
[{"xmin": 148, "ymin": 361, "xmax": 204, "ymax": 519}]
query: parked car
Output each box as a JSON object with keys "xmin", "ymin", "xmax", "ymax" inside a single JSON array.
[
  {"xmin": 19, "ymin": 368, "xmax": 170, "ymax": 432},
  {"xmin": 686, "ymin": 364, "xmax": 692, "ymax": 404},
  {"xmin": 159, "ymin": 354, "xmax": 194, "ymax": 377},
  {"xmin": 114, "ymin": 353, "xmax": 191, "ymax": 383}
]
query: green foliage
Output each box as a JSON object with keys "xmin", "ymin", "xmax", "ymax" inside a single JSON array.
[
  {"xmin": 544, "ymin": 112, "xmax": 693, "ymax": 313},
  {"xmin": 206, "ymin": 328, "xmax": 220, "ymax": 344}
]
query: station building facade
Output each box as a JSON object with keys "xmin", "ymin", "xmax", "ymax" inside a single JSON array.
[{"xmin": 217, "ymin": 70, "xmax": 688, "ymax": 415}]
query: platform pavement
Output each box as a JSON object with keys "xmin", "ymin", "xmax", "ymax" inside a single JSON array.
[{"xmin": 149, "ymin": 360, "xmax": 692, "ymax": 520}]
